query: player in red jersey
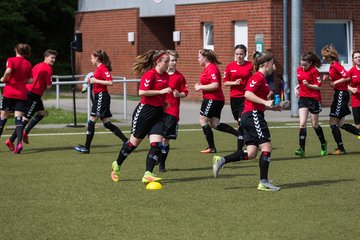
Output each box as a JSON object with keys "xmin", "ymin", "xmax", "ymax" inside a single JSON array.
[
  {"xmin": 321, "ymin": 45, "xmax": 359, "ymax": 155},
  {"xmin": 157, "ymin": 50, "xmax": 188, "ymax": 172},
  {"xmin": 111, "ymin": 50, "xmax": 172, "ymax": 184},
  {"xmin": 195, "ymin": 49, "xmax": 238, "ymax": 154},
  {"xmin": 74, "ymin": 50, "xmax": 128, "ymax": 154},
  {"xmin": 348, "ymin": 50, "xmax": 360, "ymax": 134},
  {"xmin": 0, "ymin": 43, "xmax": 33, "ymax": 154},
  {"xmin": 5, "ymin": 49, "xmax": 57, "ymax": 150},
  {"xmin": 293, "ymin": 52, "xmax": 327, "ymax": 157},
  {"xmin": 212, "ymin": 51, "xmax": 281, "ymax": 191},
  {"xmin": 223, "ymin": 44, "xmax": 253, "ymax": 151}
]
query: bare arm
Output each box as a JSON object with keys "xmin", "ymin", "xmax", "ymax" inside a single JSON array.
[
  {"xmin": 194, "ymin": 82, "xmax": 219, "ymax": 92},
  {"xmin": 89, "ymin": 77, "xmax": 113, "ymax": 86},
  {"xmin": 0, "ymin": 68, "xmax": 11, "ymax": 82},
  {"xmin": 139, "ymin": 87, "xmax": 172, "ymax": 97}
]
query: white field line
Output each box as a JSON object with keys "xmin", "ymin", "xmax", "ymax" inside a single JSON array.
[{"xmin": 2, "ymin": 124, "xmax": 330, "ymax": 138}]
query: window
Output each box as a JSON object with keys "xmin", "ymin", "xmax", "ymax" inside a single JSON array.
[
  {"xmin": 315, "ymin": 20, "xmax": 353, "ymax": 72},
  {"xmin": 203, "ymin": 22, "xmax": 214, "ymax": 50},
  {"xmin": 234, "ymin": 21, "xmax": 248, "ymax": 60}
]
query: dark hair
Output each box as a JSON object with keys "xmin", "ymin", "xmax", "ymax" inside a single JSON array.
[
  {"xmin": 321, "ymin": 44, "xmax": 339, "ymax": 62},
  {"xmin": 131, "ymin": 50, "xmax": 168, "ymax": 76},
  {"xmin": 301, "ymin": 51, "xmax": 322, "ymax": 68},
  {"xmin": 199, "ymin": 49, "xmax": 221, "ymax": 65},
  {"xmin": 352, "ymin": 50, "xmax": 360, "ymax": 59},
  {"xmin": 14, "ymin": 43, "xmax": 31, "ymax": 57},
  {"xmin": 93, "ymin": 50, "xmax": 112, "ymax": 71},
  {"xmin": 44, "ymin": 49, "xmax": 58, "ymax": 58},
  {"xmin": 252, "ymin": 51, "xmax": 273, "ymax": 72},
  {"xmin": 234, "ymin": 44, "xmax": 247, "ymax": 54}
]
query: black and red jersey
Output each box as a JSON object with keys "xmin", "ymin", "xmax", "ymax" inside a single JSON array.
[{"xmin": 223, "ymin": 61, "xmax": 253, "ymax": 98}]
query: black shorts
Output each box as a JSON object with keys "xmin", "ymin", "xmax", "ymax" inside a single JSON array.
[
  {"xmin": 0, "ymin": 97, "xmax": 26, "ymax": 112},
  {"xmin": 162, "ymin": 113, "xmax": 178, "ymax": 139},
  {"xmin": 329, "ymin": 90, "xmax": 351, "ymax": 119},
  {"xmin": 241, "ymin": 110, "xmax": 271, "ymax": 146},
  {"xmin": 230, "ymin": 97, "xmax": 245, "ymax": 121},
  {"xmin": 352, "ymin": 107, "xmax": 360, "ymax": 125},
  {"xmin": 131, "ymin": 103, "xmax": 165, "ymax": 139},
  {"xmin": 200, "ymin": 99, "xmax": 224, "ymax": 119},
  {"xmin": 24, "ymin": 92, "xmax": 45, "ymax": 119},
  {"xmin": 91, "ymin": 92, "xmax": 112, "ymax": 119},
  {"xmin": 298, "ymin": 97, "xmax": 322, "ymax": 114}
]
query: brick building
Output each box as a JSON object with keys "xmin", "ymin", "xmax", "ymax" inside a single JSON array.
[{"xmin": 75, "ymin": 0, "xmax": 360, "ymax": 106}]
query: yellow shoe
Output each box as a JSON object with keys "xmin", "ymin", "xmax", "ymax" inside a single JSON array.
[
  {"xmin": 142, "ymin": 171, "xmax": 162, "ymax": 184},
  {"xmin": 111, "ymin": 161, "xmax": 120, "ymax": 182},
  {"xmin": 329, "ymin": 149, "xmax": 346, "ymax": 155}
]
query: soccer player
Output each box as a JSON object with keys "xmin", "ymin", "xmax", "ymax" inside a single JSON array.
[
  {"xmin": 0, "ymin": 43, "xmax": 33, "ymax": 154},
  {"xmin": 74, "ymin": 49, "xmax": 128, "ymax": 154},
  {"xmin": 111, "ymin": 50, "xmax": 172, "ymax": 183},
  {"xmin": 321, "ymin": 44, "xmax": 359, "ymax": 155},
  {"xmin": 213, "ymin": 51, "xmax": 281, "ymax": 191},
  {"xmin": 348, "ymin": 50, "xmax": 360, "ymax": 133},
  {"xmin": 293, "ymin": 52, "xmax": 327, "ymax": 157},
  {"xmin": 6, "ymin": 49, "xmax": 57, "ymax": 149},
  {"xmin": 223, "ymin": 44, "xmax": 253, "ymax": 150},
  {"xmin": 195, "ymin": 49, "xmax": 238, "ymax": 154},
  {"xmin": 157, "ymin": 50, "xmax": 188, "ymax": 172}
]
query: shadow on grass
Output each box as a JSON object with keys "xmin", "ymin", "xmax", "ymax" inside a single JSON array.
[
  {"xmin": 170, "ymin": 164, "xmax": 256, "ymax": 172},
  {"xmin": 165, "ymin": 173, "xmax": 256, "ymax": 184}
]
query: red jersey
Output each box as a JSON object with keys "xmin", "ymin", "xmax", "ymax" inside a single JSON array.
[
  {"xmin": 164, "ymin": 70, "xmax": 188, "ymax": 120},
  {"xmin": 93, "ymin": 64, "xmax": 112, "ymax": 94},
  {"xmin": 3, "ymin": 56, "xmax": 32, "ymax": 100},
  {"xmin": 243, "ymin": 71, "xmax": 270, "ymax": 113},
  {"xmin": 26, "ymin": 62, "xmax": 53, "ymax": 96},
  {"xmin": 349, "ymin": 66, "xmax": 360, "ymax": 108},
  {"xmin": 329, "ymin": 61, "xmax": 349, "ymax": 91},
  {"xmin": 297, "ymin": 65, "xmax": 322, "ymax": 101},
  {"xmin": 223, "ymin": 61, "xmax": 253, "ymax": 98},
  {"xmin": 139, "ymin": 68, "xmax": 169, "ymax": 107},
  {"xmin": 199, "ymin": 63, "xmax": 224, "ymax": 101}
]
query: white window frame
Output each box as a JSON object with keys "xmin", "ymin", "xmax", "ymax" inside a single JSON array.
[
  {"xmin": 234, "ymin": 21, "xmax": 248, "ymax": 60},
  {"xmin": 203, "ymin": 22, "xmax": 214, "ymax": 50},
  {"xmin": 315, "ymin": 20, "xmax": 353, "ymax": 72}
]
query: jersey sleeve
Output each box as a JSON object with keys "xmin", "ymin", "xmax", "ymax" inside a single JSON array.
[
  {"xmin": 334, "ymin": 62, "xmax": 350, "ymax": 78},
  {"xmin": 312, "ymin": 68, "xmax": 322, "ymax": 87},
  {"xmin": 139, "ymin": 71, "xmax": 154, "ymax": 91},
  {"xmin": 208, "ymin": 65, "xmax": 221, "ymax": 83},
  {"xmin": 223, "ymin": 64, "xmax": 231, "ymax": 83},
  {"xmin": 245, "ymin": 76, "xmax": 262, "ymax": 93},
  {"xmin": 179, "ymin": 75, "xmax": 189, "ymax": 96}
]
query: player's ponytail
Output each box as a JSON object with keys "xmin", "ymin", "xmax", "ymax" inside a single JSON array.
[
  {"xmin": 301, "ymin": 51, "xmax": 322, "ymax": 68},
  {"xmin": 199, "ymin": 49, "xmax": 221, "ymax": 65},
  {"xmin": 252, "ymin": 51, "xmax": 273, "ymax": 73},
  {"xmin": 131, "ymin": 50, "xmax": 167, "ymax": 76},
  {"xmin": 15, "ymin": 43, "xmax": 31, "ymax": 57},
  {"xmin": 93, "ymin": 50, "xmax": 112, "ymax": 72},
  {"xmin": 321, "ymin": 44, "xmax": 339, "ymax": 62}
]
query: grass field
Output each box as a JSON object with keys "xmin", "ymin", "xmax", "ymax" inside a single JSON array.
[{"xmin": 0, "ymin": 124, "xmax": 359, "ymax": 240}]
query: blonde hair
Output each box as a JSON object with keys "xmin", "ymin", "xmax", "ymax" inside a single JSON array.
[
  {"xmin": 131, "ymin": 50, "xmax": 167, "ymax": 76},
  {"xmin": 321, "ymin": 44, "xmax": 339, "ymax": 62},
  {"xmin": 166, "ymin": 49, "xmax": 179, "ymax": 59}
]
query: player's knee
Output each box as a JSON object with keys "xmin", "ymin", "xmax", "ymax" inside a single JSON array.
[{"xmin": 103, "ymin": 121, "xmax": 112, "ymax": 129}]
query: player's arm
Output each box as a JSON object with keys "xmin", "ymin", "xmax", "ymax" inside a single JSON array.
[
  {"xmin": 0, "ymin": 68, "xmax": 11, "ymax": 82},
  {"xmin": 139, "ymin": 87, "xmax": 172, "ymax": 96},
  {"xmin": 89, "ymin": 77, "xmax": 113, "ymax": 86},
  {"xmin": 195, "ymin": 82, "xmax": 219, "ymax": 91},
  {"xmin": 244, "ymin": 90, "xmax": 273, "ymax": 108}
]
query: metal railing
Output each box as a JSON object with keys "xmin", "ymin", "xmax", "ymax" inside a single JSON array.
[{"xmin": 0, "ymin": 75, "xmax": 140, "ymax": 120}]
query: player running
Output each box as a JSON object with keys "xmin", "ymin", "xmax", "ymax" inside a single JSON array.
[{"xmin": 348, "ymin": 50, "xmax": 360, "ymax": 135}]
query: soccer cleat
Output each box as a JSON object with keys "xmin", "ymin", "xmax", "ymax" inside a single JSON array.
[
  {"xmin": 212, "ymin": 155, "xmax": 225, "ymax": 178},
  {"xmin": 329, "ymin": 148, "xmax": 346, "ymax": 155},
  {"xmin": 294, "ymin": 148, "xmax": 305, "ymax": 157},
  {"xmin": 257, "ymin": 181, "xmax": 280, "ymax": 192},
  {"xmin": 74, "ymin": 145, "xmax": 90, "ymax": 154},
  {"xmin": 159, "ymin": 164, "xmax": 167, "ymax": 172},
  {"xmin": 5, "ymin": 139, "xmax": 15, "ymax": 152},
  {"xmin": 358, "ymin": 136, "xmax": 360, "ymax": 140},
  {"xmin": 22, "ymin": 131, "xmax": 29, "ymax": 144},
  {"xmin": 200, "ymin": 147, "xmax": 217, "ymax": 154},
  {"xmin": 111, "ymin": 161, "xmax": 120, "ymax": 182},
  {"xmin": 14, "ymin": 142, "xmax": 23, "ymax": 154},
  {"xmin": 320, "ymin": 142, "xmax": 327, "ymax": 156},
  {"xmin": 142, "ymin": 171, "xmax": 162, "ymax": 184}
]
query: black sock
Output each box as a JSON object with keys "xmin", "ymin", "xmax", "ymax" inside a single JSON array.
[
  {"xmin": 202, "ymin": 124, "xmax": 215, "ymax": 149},
  {"xmin": 0, "ymin": 118, "xmax": 7, "ymax": 137},
  {"xmin": 15, "ymin": 117, "xmax": 23, "ymax": 144},
  {"xmin": 314, "ymin": 126, "xmax": 326, "ymax": 144},
  {"xmin": 259, "ymin": 151, "xmax": 271, "ymax": 180},
  {"xmin": 85, "ymin": 120, "xmax": 96, "ymax": 149},
  {"xmin": 330, "ymin": 125, "xmax": 345, "ymax": 151},
  {"xmin": 237, "ymin": 124, "xmax": 244, "ymax": 150},
  {"xmin": 10, "ymin": 119, "xmax": 29, "ymax": 142},
  {"xmin": 159, "ymin": 144, "xmax": 169, "ymax": 169},
  {"xmin": 224, "ymin": 150, "xmax": 249, "ymax": 163},
  {"xmin": 299, "ymin": 128, "xmax": 307, "ymax": 150},
  {"xmin": 340, "ymin": 123, "xmax": 359, "ymax": 136},
  {"xmin": 104, "ymin": 121, "xmax": 128, "ymax": 142},
  {"xmin": 25, "ymin": 114, "xmax": 42, "ymax": 134},
  {"xmin": 216, "ymin": 123, "xmax": 238, "ymax": 137},
  {"xmin": 146, "ymin": 142, "xmax": 161, "ymax": 172},
  {"xmin": 117, "ymin": 140, "xmax": 137, "ymax": 166}
]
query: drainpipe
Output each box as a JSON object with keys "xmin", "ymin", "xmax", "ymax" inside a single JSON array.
[{"xmin": 283, "ymin": 0, "xmax": 290, "ymax": 101}]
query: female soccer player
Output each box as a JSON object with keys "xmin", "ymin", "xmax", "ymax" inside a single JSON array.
[
  {"xmin": 111, "ymin": 50, "xmax": 172, "ymax": 183},
  {"xmin": 158, "ymin": 50, "xmax": 188, "ymax": 172},
  {"xmin": 74, "ymin": 49, "xmax": 128, "ymax": 154},
  {"xmin": 6, "ymin": 49, "xmax": 57, "ymax": 149},
  {"xmin": 321, "ymin": 44, "xmax": 359, "ymax": 155},
  {"xmin": 213, "ymin": 51, "xmax": 281, "ymax": 191},
  {"xmin": 348, "ymin": 50, "xmax": 360, "ymax": 132},
  {"xmin": 294, "ymin": 52, "xmax": 327, "ymax": 157},
  {"xmin": 0, "ymin": 43, "xmax": 33, "ymax": 154},
  {"xmin": 223, "ymin": 44, "xmax": 253, "ymax": 150},
  {"xmin": 195, "ymin": 49, "xmax": 238, "ymax": 154}
]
